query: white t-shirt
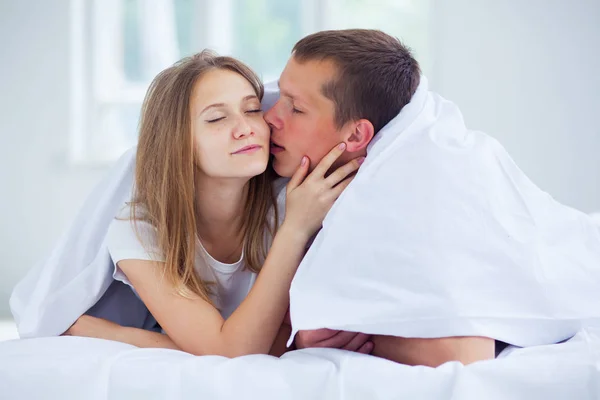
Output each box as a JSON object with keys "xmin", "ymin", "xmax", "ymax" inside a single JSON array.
[{"xmin": 106, "ymin": 179, "xmax": 287, "ymax": 320}]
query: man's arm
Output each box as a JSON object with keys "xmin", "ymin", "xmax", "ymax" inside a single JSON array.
[
  {"xmin": 295, "ymin": 329, "xmax": 373, "ymax": 353},
  {"xmin": 371, "ymin": 335, "xmax": 495, "ymax": 367}
]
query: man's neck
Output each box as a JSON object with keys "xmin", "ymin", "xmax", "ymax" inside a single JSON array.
[{"xmin": 326, "ymin": 148, "xmax": 368, "ymax": 177}]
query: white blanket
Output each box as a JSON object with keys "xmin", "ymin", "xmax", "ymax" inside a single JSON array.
[
  {"xmin": 1, "ymin": 327, "xmax": 599, "ymax": 399},
  {"xmin": 9, "ymin": 148, "xmax": 138, "ymax": 337},
  {"xmin": 289, "ymin": 76, "xmax": 600, "ymax": 347}
]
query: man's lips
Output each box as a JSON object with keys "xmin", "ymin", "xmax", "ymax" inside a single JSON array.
[
  {"xmin": 232, "ymin": 144, "xmax": 262, "ymax": 155},
  {"xmin": 270, "ymin": 141, "xmax": 285, "ymax": 154}
]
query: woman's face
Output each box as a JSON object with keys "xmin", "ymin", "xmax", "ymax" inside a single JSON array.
[{"xmin": 191, "ymin": 68, "xmax": 269, "ymax": 180}]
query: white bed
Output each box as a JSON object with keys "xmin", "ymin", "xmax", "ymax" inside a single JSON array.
[{"xmin": 1, "ymin": 327, "xmax": 599, "ymax": 400}]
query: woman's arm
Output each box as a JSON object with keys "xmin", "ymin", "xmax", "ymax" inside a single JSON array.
[
  {"xmin": 103, "ymin": 144, "xmax": 359, "ymax": 358},
  {"xmin": 269, "ymin": 321, "xmax": 294, "ymax": 357},
  {"xmin": 62, "ymin": 229, "xmax": 304, "ymax": 356},
  {"xmin": 64, "ymin": 205, "xmax": 307, "ymax": 355},
  {"xmin": 117, "ymin": 223, "xmax": 307, "ymax": 358},
  {"xmin": 67, "ymin": 313, "xmax": 293, "ymax": 356},
  {"xmin": 64, "ymin": 315, "xmax": 181, "ymax": 350}
]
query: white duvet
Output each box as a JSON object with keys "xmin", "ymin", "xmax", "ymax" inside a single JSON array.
[
  {"xmin": 1, "ymin": 327, "xmax": 599, "ymax": 400},
  {"xmin": 289, "ymin": 76, "xmax": 600, "ymax": 347}
]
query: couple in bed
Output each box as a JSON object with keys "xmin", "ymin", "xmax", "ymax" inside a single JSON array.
[
  {"xmin": 16, "ymin": 28, "xmax": 600, "ymax": 368},
  {"xmin": 58, "ymin": 29, "xmax": 494, "ymax": 366}
]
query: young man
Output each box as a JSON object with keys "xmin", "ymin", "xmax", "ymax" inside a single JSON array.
[{"xmin": 265, "ymin": 29, "xmax": 495, "ymax": 367}]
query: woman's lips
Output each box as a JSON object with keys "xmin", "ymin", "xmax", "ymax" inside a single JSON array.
[{"xmin": 232, "ymin": 144, "xmax": 262, "ymax": 155}]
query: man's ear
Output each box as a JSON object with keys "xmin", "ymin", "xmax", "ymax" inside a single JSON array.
[{"xmin": 345, "ymin": 119, "xmax": 374, "ymax": 152}]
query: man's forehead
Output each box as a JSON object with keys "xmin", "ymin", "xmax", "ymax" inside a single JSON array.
[{"xmin": 279, "ymin": 57, "xmax": 337, "ymax": 103}]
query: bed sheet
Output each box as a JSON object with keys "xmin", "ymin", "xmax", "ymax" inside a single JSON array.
[{"xmin": 1, "ymin": 327, "xmax": 599, "ymax": 399}]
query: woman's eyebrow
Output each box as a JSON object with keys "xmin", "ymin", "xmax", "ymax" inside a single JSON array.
[{"xmin": 200, "ymin": 103, "xmax": 226, "ymax": 114}]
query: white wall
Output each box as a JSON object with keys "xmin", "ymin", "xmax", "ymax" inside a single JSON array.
[
  {"xmin": 431, "ymin": 0, "xmax": 600, "ymax": 213},
  {"xmin": 1, "ymin": 0, "xmax": 599, "ymax": 318},
  {"xmin": 0, "ymin": 1, "xmax": 106, "ymax": 317}
]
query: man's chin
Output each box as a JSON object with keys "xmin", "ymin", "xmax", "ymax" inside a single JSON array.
[{"xmin": 272, "ymin": 157, "xmax": 296, "ymax": 178}]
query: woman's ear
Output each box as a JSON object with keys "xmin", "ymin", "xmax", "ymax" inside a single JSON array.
[{"xmin": 345, "ymin": 119, "xmax": 374, "ymax": 153}]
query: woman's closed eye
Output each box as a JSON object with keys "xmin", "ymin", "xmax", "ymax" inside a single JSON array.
[{"xmin": 206, "ymin": 109, "xmax": 261, "ymax": 123}]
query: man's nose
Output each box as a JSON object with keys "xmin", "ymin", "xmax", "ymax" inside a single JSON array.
[{"xmin": 264, "ymin": 102, "xmax": 283, "ymax": 130}]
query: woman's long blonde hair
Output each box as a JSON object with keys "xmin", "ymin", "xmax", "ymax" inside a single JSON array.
[{"xmin": 131, "ymin": 50, "xmax": 278, "ymax": 305}]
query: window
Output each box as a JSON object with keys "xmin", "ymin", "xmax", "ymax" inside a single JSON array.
[{"xmin": 69, "ymin": 0, "xmax": 431, "ymax": 164}]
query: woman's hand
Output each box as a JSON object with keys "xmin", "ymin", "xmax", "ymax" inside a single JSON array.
[
  {"xmin": 62, "ymin": 315, "xmax": 120, "ymax": 340},
  {"xmin": 284, "ymin": 142, "xmax": 364, "ymax": 240}
]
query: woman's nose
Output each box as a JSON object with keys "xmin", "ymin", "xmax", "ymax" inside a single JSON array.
[{"xmin": 233, "ymin": 115, "xmax": 254, "ymax": 139}]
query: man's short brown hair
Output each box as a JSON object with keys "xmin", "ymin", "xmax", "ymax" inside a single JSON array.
[{"xmin": 292, "ymin": 29, "xmax": 421, "ymax": 134}]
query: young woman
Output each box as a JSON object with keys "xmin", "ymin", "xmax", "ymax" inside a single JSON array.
[{"xmin": 63, "ymin": 51, "xmax": 366, "ymax": 357}]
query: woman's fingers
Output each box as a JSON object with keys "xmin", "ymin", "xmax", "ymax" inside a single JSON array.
[
  {"xmin": 308, "ymin": 142, "xmax": 347, "ymax": 180},
  {"xmin": 325, "ymin": 156, "xmax": 364, "ymax": 187},
  {"xmin": 330, "ymin": 175, "xmax": 356, "ymax": 200},
  {"xmin": 286, "ymin": 156, "xmax": 310, "ymax": 192}
]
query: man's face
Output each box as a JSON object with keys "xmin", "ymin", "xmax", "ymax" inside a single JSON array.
[{"xmin": 264, "ymin": 57, "xmax": 346, "ymax": 178}]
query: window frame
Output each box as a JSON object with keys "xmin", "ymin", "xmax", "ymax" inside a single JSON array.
[{"xmin": 69, "ymin": 0, "xmax": 430, "ymax": 164}]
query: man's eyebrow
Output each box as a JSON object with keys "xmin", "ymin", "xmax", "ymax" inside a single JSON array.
[
  {"xmin": 277, "ymin": 81, "xmax": 297, "ymax": 100},
  {"xmin": 199, "ymin": 95, "xmax": 258, "ymax": 114}
]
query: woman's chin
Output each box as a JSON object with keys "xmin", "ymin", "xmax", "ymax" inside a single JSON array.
[{"xmin": 239, "ymin": 160, "xmax": 269, "ymax": 179}]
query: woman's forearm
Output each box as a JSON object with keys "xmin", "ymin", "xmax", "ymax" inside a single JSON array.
[
  {"xmin": 114, "ymin": 320, "xmax": 294, "ymax": 356},
  {"xmin": 269, "ymin": 322, "xmax": 294, "ymax": 357},
  {"xmin": 115, "ymin": 323, "xmax": 293, "ymax": 356},
  {"xmin": 113, "ymin": 321, "xmax": 292, "ymax": 356},
  {"xmin": 64, "ymin": 315, "xmax": 181, "ymax": 351},
  {"xmin": 116, "ymin": 222, "xmax": 308, "ymax": 358},
  {"xmin": 219, "ymin": 222, "xmax": 308, "ymax": 356},
  {"xmin": 113, "ymin": 326, "xmax": 181, "ymax": 351}
]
